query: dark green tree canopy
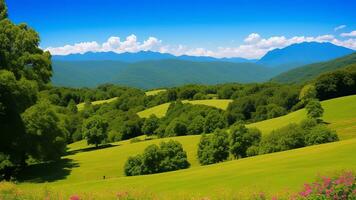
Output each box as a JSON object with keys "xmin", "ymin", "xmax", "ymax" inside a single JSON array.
[{"xmin": 0, "ymin": 0, "xmax": 7, "ymax": 20}]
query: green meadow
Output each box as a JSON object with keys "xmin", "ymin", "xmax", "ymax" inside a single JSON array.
[
  {"xmin": 13, "ymin": 95, "xmax": 356, "ymax": 199},
  {"xmin": 137, "ymin": 99, "xmax": 233, "ymax": 118},
  {"xmin": 77, "ymin": 97, "xmax": 119, "ymax": 111}
]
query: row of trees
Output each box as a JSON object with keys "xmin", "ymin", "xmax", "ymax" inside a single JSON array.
[{"xmin": 197, "ymin": 125, "xmax": 261, "ymax": 165}]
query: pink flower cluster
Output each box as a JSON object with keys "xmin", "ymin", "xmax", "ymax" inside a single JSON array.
[{"xmin": 297, "ymin": 171, "xmax": 356, "ymax": 200}]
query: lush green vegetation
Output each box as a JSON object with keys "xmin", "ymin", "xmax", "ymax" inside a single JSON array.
[
  {"xmin": 1, "ymin": 0, "xmax": 356, "ymax": 198},
  {"xmin": 272, "ymin": 52, "xmax": 356, "ymax": 83},
  {"xmin": 52, "ymin": 59, "xmax": 279, "ymax": 89},
  {"xmin": 124, "ymin": 140, "xmax": 190, "ymax": 176}
]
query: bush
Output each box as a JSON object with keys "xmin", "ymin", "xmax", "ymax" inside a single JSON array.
[
  {"xmin": 304, "ymin": 125, "xmax": 339, "ymax": 146},
  {"xmin": 258, "ymin": 124, "xmax": 305, "ymax": 154},
  {"xmin": 204, "ymin": 110, "xmax": 226, "ymax": 133},
  {"xmin": 305, "ymin": 99, "xmax": 324, "ymax": 120},
  {"xmin": 165, "ymin": 119, "xmax": 188, "ymax": 136},
  {"xmin": 197, "ymin": 130, "xmax": 229, "ymax": 165},
  {"xmin": 124, "ymin": 140, "xmax": 189, "ymax": 176},
  {"xmin": 142, "ymin": 115, "xmax": 160, "ymax": 135},
  {"xmin": 82, "ymin": 115, "xmax": 109, "ymax": 147},
  {"xmin": 229, "ymin": 124, "xmax": 261, "ymax": 158},
  {"xmin": 187, "ymin": 115, "xmax": 205, "ymax": 135},
  {"xmin": 296, "ymin": 171, "xmax": 356, "ymax": 200}
]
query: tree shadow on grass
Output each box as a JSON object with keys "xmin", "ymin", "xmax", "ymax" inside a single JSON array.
[
  {"xmin": 16, "ymin": 158, "xmax": 79, "ymax": 183},
  {"xmin": 67, "ymin": 143, "xmax": 119, "ymax": 156}
]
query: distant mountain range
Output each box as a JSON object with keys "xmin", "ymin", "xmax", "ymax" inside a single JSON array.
[
  {"xmin": 52, "ymin": 60, "xmax": 277, "ymax": 89},
  {"xmin": 52, "ymin": 51, "xmax": 256, "ymax": 63},
  {"xmin": 258, "ymin": 42, "xmax": 354, "ymax": 70},
  {"xmin": 271, "ymin": 52, "xmax": 356, "ymax": 83},
  {"xmin": 51, "ymin": 42, "xmax": 355, "ymax": 88}
]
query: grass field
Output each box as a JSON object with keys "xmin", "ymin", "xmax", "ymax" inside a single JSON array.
[
  {"xmin": 77, "ymin": 97, "xmax": 118, "ymax": 111},
  {"xmin": 137, "ymin": 99, "xmax": 233, "ymax": 118},
  {"xmin": 145, "ymin": 89, "xmax": 167, "ymax": 96},
  {"xmin": 11, "ymin": 95, "xmax": 356, "ymax": 199}
]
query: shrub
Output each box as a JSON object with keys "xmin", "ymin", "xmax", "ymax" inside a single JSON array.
[
  {"xmin": 124, "ymin": 140, "xmax": 189, "ymax": 176},
  {"xmin": 82, "ymin": 115, "xmax": 109, "ymax": 147},
  {"xmin": 142, "ymin": 115, "xmax": 160, "ymax": 135},
  {"xmin": 165, "ymin": 119, "xmax": 188, "ymax": 136},
  {"xmin": 296, "ymin": 171, "xmax": 356, "ymax": 200},
  {"xmin": 229, "ymin": 124, "xmax": 261, "ymax": 158},
  {"xmin": 197, "ymin": 130, "xmax": 229, "ymax": 165},
  {"xmin": 204, "ymin": 110, "xmax": 226, "ymax": 133},
  {"xmin": 304, "ymin": 125, "xmax": 339, "ymax": 146},
  {"xmin": 259, "ymin": 124, "xmax": 305, "ymax": 154},
  {"xmin": 305, "ymin": 99, "xmax": 324, "ymax": 120},
  {"xmin": 188, "ymin": 115, "xmax": 205, "ymax": 135}
]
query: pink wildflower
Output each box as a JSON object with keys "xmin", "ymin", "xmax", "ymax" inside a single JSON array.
[{"xmin": 69, "ymin": 195, "xmax": 80, "ymax": 200}]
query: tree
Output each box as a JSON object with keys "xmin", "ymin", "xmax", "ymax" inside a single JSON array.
[
  {"xmin": 124, "ymin": 140, "xmax": 190, "ymax": 176},
  {"xmin": 187, "ymin": 115, "xmax": 205, "ymax": 135},
  {"xmin": 159, "ymin": 140, "xmax": 190, "ymax": 171},
  {"xmin": 0, "ymin": 0, "xmax": 8, "ymax": 20},
  {"xmin": 305, "ymin": 99, "xmax": 324, "ymax": 120},
  {"xmin": 258, "ymin": 123, "xmax": 305, "ymax": 154},
  {"xmin": 124, "ymin": 155, "xmax": 143, "ymax": 176},
  {"xmin": 82, "ymin": 116, "xmax": 109, "ymax": 147},
  {"xmin": 165, "ymin": 119, "xmax": 187, "ymax": 136},
  {"xmin": 299, "ymin": 84, "xmax": 316, "ymax": 102},
  {"xmin": 229, "ymin": 124, "xmax": 261, "ymax": 158},
  {"xmin": 67, "ymin": 99, "xmax": 78, "ymax": 113},
  {"xmin": 22, "ymin": 102, "xmax": 66, "ymax": 161},
  {"xmin": 197, "ymin": 130, "xmax": 229, "ymax": 165},
  {"xmin": 204, "ymin": 110, "xmax": 226, "ymax": 133},
  {"xmin": 142, "ymin": 115, "xmax": 159, "ymax": 135},
  {"xmin": 304, "ymin": 125, "xmax": 338, "ymax": 146}
]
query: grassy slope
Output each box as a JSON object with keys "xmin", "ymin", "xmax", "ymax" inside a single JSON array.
[
  {"xmin": 76, "ymin": 97, "xmax": 118, "ymax": 111},
  {"xmin": 16, "ymin": 95, "xmax": 356, "ymax": 199},
  {"xmin": 145, "ymin": 89, "xmax": 167, "ymax": 96},
  {"xmin": 137, "ymin": 99, "xmax": 233, "ymax": 118}
]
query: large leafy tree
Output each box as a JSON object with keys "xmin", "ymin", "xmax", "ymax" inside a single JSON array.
[
  {"xmin": 229, "ymin": 124, "xmax": 261, "ymax": 158},
  {"xmin": 82, "ymin": 116, "xmax": 109, "ymax": 147},
  {"xmin": 22, "ymin": 102, "xmax": 66, "ymax": 161}
]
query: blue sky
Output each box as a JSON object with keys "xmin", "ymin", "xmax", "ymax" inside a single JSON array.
[{"xmin": 6, "ymin": 0, "xmax": 356, "ymax": 58}]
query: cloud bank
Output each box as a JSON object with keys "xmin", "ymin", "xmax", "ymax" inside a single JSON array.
[{"xmin": 46, "ymin": 32, "xmax": 356, "ymax": 59}]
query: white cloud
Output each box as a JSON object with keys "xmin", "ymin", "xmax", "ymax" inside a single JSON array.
[
  {"xmin": 334, "ymin": 25, "xmax": 346, "ymax": 31},
  {"xmin": 46, "ymin": 33, "xmax": 356, "ymax": 59},
  {"xmin": 340, "ymin": 30, "xmax": 356, "ymax": 37}
]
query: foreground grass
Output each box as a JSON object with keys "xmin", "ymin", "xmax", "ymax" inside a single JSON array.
[
  {"xmin": 137, "ymin": 99, "xmax": 233, "ymax": 118},
  {"xmin": 15, "ymin": 138, "xmax": 356, "ymax": 199}
]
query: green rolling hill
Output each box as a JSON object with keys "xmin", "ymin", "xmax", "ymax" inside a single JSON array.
[
  {"xmin": 271, "ymin": 52, "xmax": 356, "ymax": 84},
  {"xmin": 15, "ymin": 95, "xmax": 356, "ymax": 199}
]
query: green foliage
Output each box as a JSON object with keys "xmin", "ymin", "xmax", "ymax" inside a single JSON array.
[
  {"xmin": 124, "ymin": 140, "xmax": 189, "ymax": 176},
  {"xmin": 305, "ymin": 99, "xmax": 324, "ymax": 119},
  {"xmin": 229, "ymin": 124, "xmax": 261, "ymax": 158},
  {"xmin": 315, "ymin": 65, "xmax": 356, "ymax": 100},
  {"xmin": 259, "ymin": 124, "xmax": 306, "ymax": 154},
  {"xmin": 0, "ymin": 0, "xmax": 8, "ymax": 20},
  {"xmin": 67, "ymin": 99, "xmax": 78, "ymax": 113},
  {"xmin": 187, "ymin": 115, "xmax": 205, "ymax": 135},
  {"xmin": 304, "ymin": 125, "xmax": 339, "ymax": 145},
  {"xmin": 22, "ymin": 102, "xmax": 66, "ymax": 161},
  {"xmin": 82, "ymin": 116, "xmax": 109, "ymax": 147},
  {"xmin": 197, "ymin": 130, "xmax": 229, "ymax": 165},
  {"xmin": 204, "ymin": 110, "xmax": 226, "ymax": 133},
  {"xmin": 258, "ymin": 119, "xmax": 338, "ymax": 155},
  {"xmin": 165, "ymin": 119, "xmax": 188, "ymax": 137},
  {"xmin": 272, "ymin": 52, "xmax": 356, "ymax": 83},
  {"xmin": 142, "ymin": 115, "xmax": 160, "ymax": 135}
]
